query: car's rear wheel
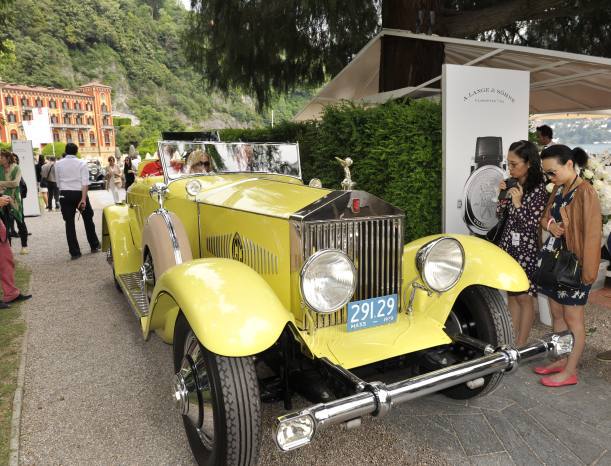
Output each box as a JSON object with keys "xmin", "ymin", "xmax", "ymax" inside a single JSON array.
[
  {"xmin": 173, "ymin": 314, "xmax": 261, "ymax": 466},
  {"xmin": 442, "ymin": 285, "xmax": 514, "ymax": 399}
]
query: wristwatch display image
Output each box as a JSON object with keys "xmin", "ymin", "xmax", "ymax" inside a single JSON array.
[{"xmin": 462, "ymin": 136, "xmax": 505, "ymax": 236}]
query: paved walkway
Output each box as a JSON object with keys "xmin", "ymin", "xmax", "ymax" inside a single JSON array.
[{"xmin": 13, "ymin": 190, "xmax": 611, "ymax": 465}]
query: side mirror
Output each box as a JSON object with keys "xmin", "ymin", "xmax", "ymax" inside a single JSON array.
[{"xmin": 149, "ymin": 182, "xmax": 168, "ymax": 210}]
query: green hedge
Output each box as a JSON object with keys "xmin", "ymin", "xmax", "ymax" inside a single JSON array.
[{"xmin": 219, "ymin": 99, "xmax": 442, "ymax": 241}]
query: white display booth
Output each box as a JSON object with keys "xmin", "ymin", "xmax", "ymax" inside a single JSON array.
[{"xmin": 12, "ymin": 140, "xmax": 41, "ymax": 217}]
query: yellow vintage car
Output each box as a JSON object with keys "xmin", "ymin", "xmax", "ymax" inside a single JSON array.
[{"xmin": 103, "ymin": 137, "xmax": 573, "ymax": 465}]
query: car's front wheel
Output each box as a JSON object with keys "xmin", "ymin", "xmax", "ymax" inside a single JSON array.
[
  {"xmin": 173, "ymin": 314, "xmax": 261, "ymax": 466},
  {"xmin": 441, "ymin": 285, "xmax": 514, "ymax": 399}
]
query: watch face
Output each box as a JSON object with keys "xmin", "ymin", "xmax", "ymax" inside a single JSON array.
[{"xmin": 463, "ymin": 165, "xmax": 504, "ymax": 236}]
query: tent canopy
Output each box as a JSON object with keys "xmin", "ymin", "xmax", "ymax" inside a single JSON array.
[{"xmin": 295, "ymin": 29, "xmax": 611, "ymax": 121}]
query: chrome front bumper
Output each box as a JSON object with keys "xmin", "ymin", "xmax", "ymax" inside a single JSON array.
[{"xmin": 273, "ymin": 331, "xmax": 574, "ymax": 451}]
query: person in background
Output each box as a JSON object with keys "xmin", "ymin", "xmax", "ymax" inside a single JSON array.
[
  {"xmin": 123, "ymin": 156, "xmax": 136, "ymax": 192},
  {"xmin": 105, "ymin": 156, "xmax": 123, "ymax": 204},
  {"xmin": 36, "ymin": 155, "xmax": 48, "ymax": 206},
  {"xmin": 535, "ymin": 145, "xmax": 601, "ymax": 387},
  {"xmin": 0, "ymin": 194, "xmax": 32, "ymax": 309},
  {"xmin": 0, "ymin": 151, "xmax": 29, "ymax": 254},
  {"xmin": 536, "ymin": 124, "xmax": 553, "ymax": 148},
  {"xmin": 41, "ymin": 156, "xmax": 60, "ymax": 211},
  {"xmin": 54, "ymin": 143, "xmax": 100, "ymax": 260},
  {"xmin": 495, "ymin": 140, "xmax": 548, "ymax": 346}
]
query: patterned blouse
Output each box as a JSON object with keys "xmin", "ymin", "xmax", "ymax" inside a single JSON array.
[{"xmin": 496, "ymin": 182, "xmax": 548, "ymax": 296}]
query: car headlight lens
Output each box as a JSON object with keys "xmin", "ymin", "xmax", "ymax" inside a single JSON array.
[
  {"xmin": 416, "ymin": 237, "xmax": 464, "ymax": 292},
  {"xmin": 300, "ymin": 249, "xmax": 356, "ymax": 313},
  {"xmin": 185, "ymin": 179, "xmax": 202, "ymax": 196}
]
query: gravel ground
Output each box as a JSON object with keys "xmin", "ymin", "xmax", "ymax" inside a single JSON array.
[{"xmin": 13, "ymin": 190, "xmax": 610, "ymax": 465}]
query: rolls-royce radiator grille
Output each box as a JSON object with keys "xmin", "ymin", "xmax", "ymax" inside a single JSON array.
[{"xmin": 302, "ymin": 217, "xmax": 404, "ymax": 329}]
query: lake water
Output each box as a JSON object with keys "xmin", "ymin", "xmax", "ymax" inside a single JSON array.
[{"xmin": 566, "ymin": 143, "xmax": 611, "ymax": 156}]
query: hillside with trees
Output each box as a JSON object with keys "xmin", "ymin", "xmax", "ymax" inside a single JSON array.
[{"xmin": 0, "ymin": 0, "xmax": 313, "ymax": 153}]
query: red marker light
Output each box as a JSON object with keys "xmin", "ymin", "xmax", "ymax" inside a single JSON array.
[{"xmin": 351, "ymin": 198, "xmax": 360, "ymax": 213}]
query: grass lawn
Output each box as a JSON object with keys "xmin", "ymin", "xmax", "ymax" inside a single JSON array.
[{"xmin": 0, "ymin": 264, "xmax": 30, "ymax": 466}]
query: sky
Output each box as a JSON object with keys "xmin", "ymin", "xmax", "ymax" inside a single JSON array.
[{"xmin": 178, "ymin": 0, "xmax": 190, "ymax": 9}]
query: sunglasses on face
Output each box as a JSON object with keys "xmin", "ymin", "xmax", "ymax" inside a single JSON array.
[{"xmin": 544, "ymin": 170, "xmax": 558, "ymax": 178}]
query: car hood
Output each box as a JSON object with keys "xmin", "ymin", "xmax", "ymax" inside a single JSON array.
[{"xmin": 189, "ymin": 175, "xmax": 332, "ymax": 219}]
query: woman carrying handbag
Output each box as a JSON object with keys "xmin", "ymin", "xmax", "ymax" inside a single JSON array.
[
  {"xmin": 492, "ymin": 140, "xmax": 547, "ymax": 347},
  {"xmin": 535, "ymin": 145, "xmax": 602, "ymax": 387}
]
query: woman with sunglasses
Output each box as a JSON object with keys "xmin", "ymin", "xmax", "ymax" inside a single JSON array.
[
  {"xmin": 536, "ymin": 145, "xmax": 602, "ymax": 387},
  {"xmin": 495, "ymin": 140, "xmax": 547, "ymax": 347},
  {"xmin": 187, "ymin": 149, "xmax": 214, "ymax": 174}
]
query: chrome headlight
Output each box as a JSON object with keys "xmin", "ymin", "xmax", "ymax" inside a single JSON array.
[
  {"xmin": 185, "ymin": 179, "xmax": 202, "ymax": 196},
  {"xmin": 416, "ymin": 237, "xmax": 464, "ymax": 292},
  {"xmin": 300, "ymin": 249, "xmax": 356, "ymax": 313}
]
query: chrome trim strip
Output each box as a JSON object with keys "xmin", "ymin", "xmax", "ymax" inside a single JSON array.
[
  {"xmin": 274, "ymin": 331, "xmax": 574, "ymax": 450},
  {"xmin": 156, "ymin": 209, "xmax": 183, "ymax": 265}
]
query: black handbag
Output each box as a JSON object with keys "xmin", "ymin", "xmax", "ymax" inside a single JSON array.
[
  {"xmin": 486, "ymin": 206, "xmax": 508, "ymax": 245},
  {"xmin": 535, "ymin": 238, "xmax": 582, "ymax": 291}
]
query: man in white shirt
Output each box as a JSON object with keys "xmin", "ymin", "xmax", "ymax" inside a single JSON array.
[{"xmin": 55, "ymin": 143, "xmax": 100, "ymax": 260}]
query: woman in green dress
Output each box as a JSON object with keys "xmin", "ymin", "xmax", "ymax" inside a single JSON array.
[{"xmin": 0, "ymin": 150, "xmax": 29, "ymax": 254}]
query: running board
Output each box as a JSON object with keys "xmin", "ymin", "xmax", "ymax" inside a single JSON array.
[{"xmin": 117, "ymin": 272, "xmax": 150, "ymax": 318}]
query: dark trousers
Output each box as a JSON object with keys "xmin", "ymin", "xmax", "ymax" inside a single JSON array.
[
  {"xmin": 9, "ymin": 216, "xmax": 28, "ymax": 248},
  {"xmin": 47, "ymin": 181, "xmax": 60, "ymax": 210},
  {"xmin": 59, "ymin": 190, "xmax": 100, "ymax": 257}
]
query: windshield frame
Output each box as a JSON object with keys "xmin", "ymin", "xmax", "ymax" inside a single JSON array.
[{"xmin": 158, "ymin": 141, "xmax": 302, "ymax": 184}]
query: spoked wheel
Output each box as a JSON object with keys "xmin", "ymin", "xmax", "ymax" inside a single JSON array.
[
  {"xmin": 442, "ymin": 285, "xmax": 514, "ymax": 399},
  {"xmin": 172, "ymin": 314, "xmax": 261, "ymax": 466},
  {"xmin": 141, "ymin": 252, "xmax": 155, "ymax": 304}
]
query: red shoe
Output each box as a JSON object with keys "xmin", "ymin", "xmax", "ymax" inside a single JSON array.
[
  {"xmin": 540, "ymin": 374, "xmax": 578, "ymax": 387},
  {"xmin": 533, "ymin": 365, "xmax": 564, "ymax": 375}
]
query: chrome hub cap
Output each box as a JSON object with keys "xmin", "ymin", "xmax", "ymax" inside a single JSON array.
[
  {"xmin": 140, "ymin": 256, "xmax": 155, "ymax": 303},
  {"xmin": 173, "ymin": 332, "xmax": 215, "ymax": 449}
]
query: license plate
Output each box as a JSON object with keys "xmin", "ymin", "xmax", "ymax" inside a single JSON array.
[{"xmin": 347, "ymin": 294, "xmax": 398, "ymax": 332}]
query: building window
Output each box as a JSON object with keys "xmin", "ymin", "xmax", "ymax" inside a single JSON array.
[
  {"xmin": 87, "ymin": 116, "xmax": 93, "ymax": 125},
  {"xmin": 35, "ymin": 98, "xmax": 43, "ymax": 107},
  {"xmin": 76, "ymin": 116, "xmax": 82, "ymax": 125},
  {"xmin": 7, "ymin": 112, "xmax": 16, "ymax": 123},
  {"xmin": 53, "ymin": 132, "xmax": 60, "ymax": 142},
  {"xmin": 86, "ymin": 102, "xmax": 93, "ymax": 111},
  {"xmin": 66, "ymin": 131, "xmax": 73, "ymax": 143},
  {"xmin": 22, "ymin": 111, "xmax": 32, "ymax": 121},
  {"xmin": 4, "ymin": 95, "xmax": 15, "ymax": 106},
  {"xmin": 90, "ymin": 132, "xmax": 96, "ymax": 144},
  {"xmin": 101, "ymin": 103, "xmax": 108, "ymax": 113},
  {"xmin": 21, "ymin": 97, "xmax": 28, "ymax": 107},
  {"xmin": 104, "ymin": 131, "xmax": 111, "ymax": 145},
  {"xmin": 49, "ymin": 99, "xmax": 57, "ymax": 109},
  {"xmin": 62, "ymin": 100, "xmax": 68, "ymax": 110},
  {"xmin": 10, "ymin": 131, "xmax": 18, "ymax": 141},
  {"xmin": 64, "ymin": 114, "xmax": 71, "ymax": 124},
  {"xmin": 78, "ymin": 131, "xmax": 84, "ymax": 144}
]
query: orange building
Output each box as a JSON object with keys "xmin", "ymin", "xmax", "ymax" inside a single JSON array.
[{"xmin": 0, "ymin": 81, "xmax": 115, "ymax": 159}]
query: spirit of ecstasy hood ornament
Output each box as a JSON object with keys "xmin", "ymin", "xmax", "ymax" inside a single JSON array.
[{"xmin": 335, "ymin": 157, "xmax": 356, "ymax": 191}]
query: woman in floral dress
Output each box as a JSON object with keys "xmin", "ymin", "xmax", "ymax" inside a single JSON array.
[
  {"xmin": 496, "ymin": 140, "xmax": 547, "ymax": 346},
  {"xmin": 534, "ymin": 145, "xmax": 601, "ymax": 387}
]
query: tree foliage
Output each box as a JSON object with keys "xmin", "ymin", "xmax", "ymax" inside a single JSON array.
[
  {"xmin": 185, "ymin": 0, "xmax": 611, "ymax": 108},
  {"xmin": 183, "ymin": 0, "xmax": 380, "ymax": 109},
  {"xmin": 0, "ymin": 0, "xmax": 311, "ymax": 151}
]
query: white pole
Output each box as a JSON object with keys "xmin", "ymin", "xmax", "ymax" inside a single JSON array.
[{"xmin": 271, "ymin": 110, "xmax": 274, "ymax": 128}]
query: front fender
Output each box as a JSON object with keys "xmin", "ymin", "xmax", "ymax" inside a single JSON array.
[
  {"xmin": 102, "ymin": 204, "xmax": 140, "ymax": 275},
  {"xmin": 402, "ymin": 234, "xmax": 529, "ymax": 325},
  {"xmin": 144, "ymin": 258, "xmax": 294, "ymax": 357}
]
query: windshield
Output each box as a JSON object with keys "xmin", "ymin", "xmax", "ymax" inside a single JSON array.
[{"xmin": 158, "ymin": 141, "xmax": 301, "ymax": 180}]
